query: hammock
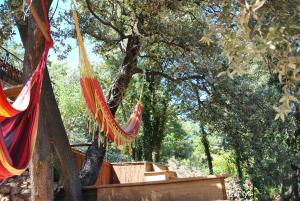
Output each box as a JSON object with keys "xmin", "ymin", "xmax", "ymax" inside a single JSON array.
[
  {"xmin": 0, "ymin": 0, "xmax": 52, "ymax": 181},
  {"xmin": 73, "ymin": 10, "xmax": 142, "ymax": 145}
]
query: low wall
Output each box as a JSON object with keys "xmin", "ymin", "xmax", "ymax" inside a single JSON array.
[
  {"xmin": 83, "ymin": 176, "xmax": 227, "ymax": 201},
  {"xmin": 73, "ymin": 149, "xmax": 227, "ymax": 200}
]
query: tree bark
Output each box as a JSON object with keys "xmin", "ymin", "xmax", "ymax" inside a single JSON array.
[
  {"xmin": 142, "ymin": 78, "xmax": 154, "ymax": 162},
  {"xmin": 153, "ymin": 91, "xmax": 169, "ymax": 162},
  {"xmin": 29, "ymin": 66, "xmax": 56, "ymax": 201},
  {"xmin": 201, "ymin": 126, "xmax": 214, "ymax": 175},
  {"xmin": 30, "ymin": 93, "xmax": 53, "ymax": 201},
  {"xmin": 141, "ymin": 74, "xmax": 169, "ymax": 162},
  {"xmin": 80, "ymin": 34, "xmax": 141, "ymax": 185},
  {"xmin": 193, "ymin": 84, "xmax": 214, "ymax": 175},
  {"xmin": 43, "ymin": 68, "xmax": 83, "ymax": 200},
  {"xmin": 132, "ymin": 138, "xmax": 143, "ymax": 161},
  {"xmin": 21, "ymin": 1, "xmax": 54, "ymax": 199},
  {"xmin": 153, "ymin": 147, "xmax": 161, "ymax": 162},
  {"xmin": 234, "ymin": 145, "xmax": 243, "ymax": 180},
  {"xmin": 18, "ymin": 0, "xmax": 83, "ymax": 200}
]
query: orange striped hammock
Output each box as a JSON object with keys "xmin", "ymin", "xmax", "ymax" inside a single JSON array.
[
  {"xmin": 73, "ymin": 10, "xmax": 142, "ymax": 145},
  {"xmin": 0, "ymin": 57, "xmax": 44, "ymax": 181},
  {"xmin": 0, "ymin": 0, "xmax": 52, "ymax": 181}
]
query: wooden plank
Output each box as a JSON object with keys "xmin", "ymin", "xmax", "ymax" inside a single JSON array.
[
  {"xmin": 70, "ymin": 143, "xmax": 92, "ymax": 147},
  {"xmin": 72, "ymin": 149, "xmax": 85, "ymax": 171},
  {"xmin": 111, "ymin": 163, "xmax": 148, "ymax": 183},
  {"xmin": 153, "ymin": 164, "xmax": 169, "ymax": 171},
  {"xmin": 95, "ymin": 161, "xmax": 112, "ymax": 185},
  {"xmin": 92, "ymin": 177, "xmax": 227, "ymax": 201},
  {"xmin": 144, "ymin": 170, "xmax": 177, "ymax": 181},
  {"xmin": 145, "ymin": 162, "xmax": 154, "ymax": 172},
  {"xmin": 83, "ymin": 176, "xmax": 227, "ymax": 189},
  {"xmin": 220, "ymin": 177, "xmax": 227, "ymax": 200},
  {"xmin": 0, "ymin": 59, "xmax": 22, "ymax": 85},
  {"xmin": 82, "ymin": 188, "xmax": 97, "ymax": 200},
  {"xmin": 3, "ymin": 85, "xmax": 22, "ymax": 98},
  {"xmin": 145, "ymin": 172, "xmax": 169, "ymax": 182}
]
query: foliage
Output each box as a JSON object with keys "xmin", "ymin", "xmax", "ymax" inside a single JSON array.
[
  {"xmin": 106, "ymin": 145, "xmax": 132, "ymax": 163},
  {"xmin": 1, "ymin": 0, "xmax": 299, "ymax": 199},
  {"xmin": 48, "ymin": 61, "xmax": 90, "ymax": 144},
  {"xmin": 206, "ymin": 0, "xmax": 300, "ymax": 120},
  {"xmin": 226, "ymin": 178, "xmax": 254, "ymax": 200},
  {"xmin": 0, "ymin": 2, "xmax": 15, "ymax": 44},
  {"xmin": 160, "ymin": 120, "xmax": 194, "ymax": 162}
]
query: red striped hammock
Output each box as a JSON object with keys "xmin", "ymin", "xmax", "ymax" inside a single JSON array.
[
  {"xmin": 73, "ymin": 10, "xmax": 142, "ymax": 145},
  {"xmin": 0, "ymin": 0, "xmax": 52, "ymax": 181}
]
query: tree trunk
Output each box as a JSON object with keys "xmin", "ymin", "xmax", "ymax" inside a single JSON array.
[
  {"xmin": 290, "ymin": 164, "xmax": 300, "ymax": 201},
  {"xmin": 43, "ymin": 68, "xmax": 83, "ymax": 200},
  {"xmin": 22, "ymin": 1, "xmax": 54, "ymax": 199},
  {"xmin": 143, "ymin": 140, "xmax": 154, "ymax": 162},
  {"xmin": 19, "ymin": 0, "xmax": 83, "ymax": 200},
  {"xmin": 194, "ymin": 84, "xmax": 214, "ymax": 175},
  {"xmin": 30, "ymin": 98, "xmax": 54, "ymax": 201},
  {"xmin": 234, "ymin": 145, "xmax": 243, "ymax": 180},
  {"xmin": 80, "ymin": 35, "xmax": 141, "ymax": 185},
  {"xmin": 288, "ymin": 106, "xmax": 300, "ymax": 200},
  {"xmin": 153, "ymin": 147, "xmax": 161, "ymax": 162},
  {"xmin": 142, "ymin": 75, "xmax": 169, "ymax": 163},
  {"xmin": 132, "ymin": 138, "xmax": 143, "ymax": 161},
  {"xmin": 201, "ymin": 126, "xmax": 214, "ymax": 175},
  {"xmin": 153, "ymin": 91, "xmax": 169, "ymax": 163},
  {"xmin": 142, "ymin": 76, "xmax": 155, "ymax": 162}
]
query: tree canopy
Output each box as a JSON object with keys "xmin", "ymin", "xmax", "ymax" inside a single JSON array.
[{"xmin": 0, "ymin": 0, "xmax": 299, "ymax": 200}]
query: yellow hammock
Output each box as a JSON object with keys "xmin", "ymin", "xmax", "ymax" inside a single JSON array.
[{"xmin": 72, "ymin": 9, "xmax": 142, "ymax": 145}]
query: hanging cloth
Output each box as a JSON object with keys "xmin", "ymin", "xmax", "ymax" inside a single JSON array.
[
  {"xmin": 0, "ymin": 0, "xmax": 53, "ymax": 181},
  {"xmin": 72, "ymin": 9, "xmax": 142, "ymax": 145}
]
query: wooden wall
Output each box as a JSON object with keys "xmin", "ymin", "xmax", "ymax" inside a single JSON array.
[
  {"xmin": 3, "ymin": 85, "xmax": 22, "ymax": 98},
  {"xmin": 72, "ymin": 150, "xmax": 155, "ymax": 184},
  {"xmin": 72, "ymin": 149, "xmax": 112, "ymax": 185},
  {"xmin": 82, "ymin": 176, "xmax": 227, "ymax": 201},
  {"xmin": 72, "ymin": 149, "xmax": 85, "ymax": 172},
  {"xmin": 111, "ymin": 162, "xmax": 153, "ymax": 184},
  {"xmin": 74, "ymin": 150, "xmax": 227, "ymax": 200}
]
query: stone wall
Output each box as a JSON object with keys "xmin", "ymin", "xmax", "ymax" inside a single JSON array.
[{"xmin": 0, "ymin": 171, "xmax": 30, "ymax": 201}]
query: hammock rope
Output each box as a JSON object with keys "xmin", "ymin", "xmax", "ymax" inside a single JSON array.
[
  {"xmin": 0, "ymin": 0, "xmax": 52, "ymax": 181},
  {"xmin": 72, "ymin": 8, "xmax": 142, "ymax": 145}
]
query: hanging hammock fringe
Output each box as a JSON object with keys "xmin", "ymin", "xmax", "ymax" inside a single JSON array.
[{"xmin": 72, "ymin": 9, "xmax": 142, "ymax": 145}]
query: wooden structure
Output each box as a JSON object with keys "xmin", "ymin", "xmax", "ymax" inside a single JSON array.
[
  {"xmin": 82, "ymin": 176, "xmax": 227, "ymax": 201},
  {"xmin": 0, "ymin": 46, "xmax": 23, "ymax": 85},
  {"xmin": 72, "ymin": 149, "xmax": 227, "ymax": 201},
  {"xmin": 0, "ymin": 59, "xmax": 22, "ymax": 85},
  {"xmin": 0, "ymin": 48, "xmax": 23, "ymax": 100},
  {"xmin": 3, "ymin": 85, "xmax": 22, "ymax": 99}
]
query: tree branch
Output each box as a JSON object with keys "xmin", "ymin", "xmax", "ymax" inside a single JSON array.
[
  {"xmin": 85, "ymin": 0, "xmax": 126, "ymax": 39},
  {"xmin": 132, "ymin": 67, "xmax": 144, "ymax": 74},
  {"xmin": 148, "ymin": 70, "xmax": 205, "ymax": 82},
  {"xmin": 86, "ymin": 29, "xmax": 123, "ymax": 44}
]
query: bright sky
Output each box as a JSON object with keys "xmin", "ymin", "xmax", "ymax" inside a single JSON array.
[{"xmin": 0, "ymin": 0, "xmax": 101, "ymax": 68}]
